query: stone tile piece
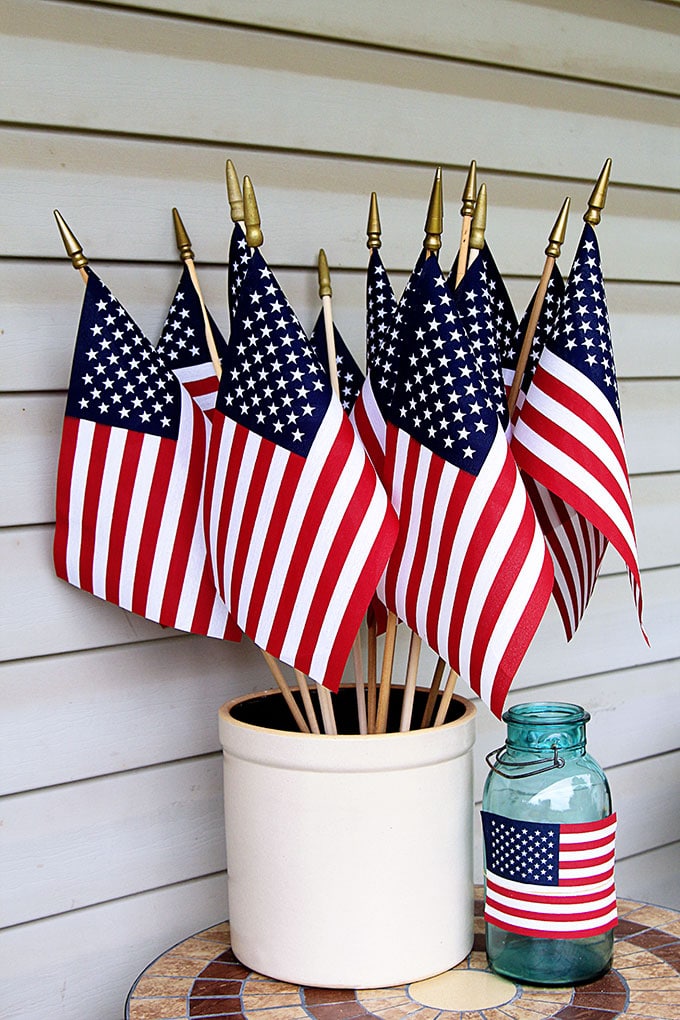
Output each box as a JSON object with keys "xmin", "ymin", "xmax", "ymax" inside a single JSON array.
[
  {"xmin": 190, "ymin": 995, "xmax": 242, "ymax": 1014},
  {"xmin": 134, "ymin": 976, "xmax": 194, "ymax": 998},
  {"xmin": 304, "ymin": 988, "xmax": 359, "ymax": 1004},
  {"xmin": 248, "ymin": 981, "xmax": 298, "ymax": 994},
  {"xmin": 129, "ymin": 1001, "xmax": 188, "ymax": 1020},
  {"xmin": 191, "ymin": 979, "xmax": 244, "ymax": 997},
  {"xmin": 555, "ymin": 1007, "xmax": 620, "ymax": 1020},
  {"xmin": 242, "ymin": 992, "xmax": 302, "ymax": 1009},
  {"xmin": 168, "ymin": 938, "xmax": 221, "ymax": 961},
  {"xmin": 615, "ymin": 920, "xmax": 649, "ymax": 938},
  {"xmin": 146, "ymin": 957, "xmax": 207, "ymax": 979},
  {"xmin": 626, "ymin": 929, "xmax": 679, "ymax": 949},
  {"xmin": 572, "ymin": 992, "xmax": 627, "ymax": 1010},
  {"xmin": 520, "ymin": 987, "xmax": 573, "ymax": 1001},
  {"xmin": 310, "ymin": 1006, "xmax": 370, "ymax": 1020},
  {"xmin": 201, "ymin": 961, "xmax": 251, "ymax": 981},
  {"xmin": 496, "ymin": 1000, "xmax": 553, "ymax": 1019}
]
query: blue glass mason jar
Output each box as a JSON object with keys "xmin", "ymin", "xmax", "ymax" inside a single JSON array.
[{"xmin": 481, "ymin": 702, "xmax": 617, "ymax": 986}]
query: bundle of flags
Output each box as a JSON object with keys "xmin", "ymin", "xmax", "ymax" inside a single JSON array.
[{"xmin": 53, "ymin": 164, "xmax": 646, "ymax": 724}]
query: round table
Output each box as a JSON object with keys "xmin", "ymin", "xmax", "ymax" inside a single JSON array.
[{"xmin": 126, "ymin": 889, "xmax": 680, "ymax": 1019}]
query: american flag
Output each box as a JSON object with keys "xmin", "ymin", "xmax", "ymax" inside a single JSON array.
[
  {"xmin": 156, "ymin": 264, "xmax": 228, "ymax": 415},
  {"xmin": 53, "ymin": 270, "xmax": 237, "ymax": 640},
  {"xmin": 203, "ymin": 247, "xmax": 398, "ymax": 690},
  {"xmin": 482, "ymin": 810, "xmax": 618, "ymax": 938},
  {"xmin": 227, "ymin": 222, "xmax": 251, "ymax": 322},
  {"xmin": 379, "ymin": 254, "xmax": 554, "ymax": 717},
  {"xmin": 512, "ymin": 224, "xmax": 646, "ymax": 640},
  {"xmin": 310, "ymin": 311, "xmax": 364, "ymax": 413},
  {"xmin": 448, "ymin": 243, "xmax": 518, "ymax": 431},
  {"xmin": 351, "ymin": 247, "xmax": 399, "ymax": 478}
]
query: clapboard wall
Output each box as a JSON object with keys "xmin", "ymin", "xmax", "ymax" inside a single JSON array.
[{"xmin": 1, "ymin": 1, "xmax": 679, "ymax": 1016}]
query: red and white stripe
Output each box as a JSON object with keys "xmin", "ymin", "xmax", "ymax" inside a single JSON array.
[
  {"xmin": 204, "ymin": 397, "xmax": 398, "ymax": 690},
  {"xmin": 485, "ymin": 815, "xmax": 617, "ymax": 938},
  {"xmin": 351, "ymin": 374, "xmax": 388, "ymax": 478},
  {"xmin": 378, "ymin": 421, "xmax": 553, "ymax": 717},
  {"xmin": 54, "ymin": 384, "xmax": 238, "ymax": 640},
  {"xmin": 512, "ymin": 348, "xmax": 645, "ymax": 638},
  {"xmin": 171, "ymin": 362, "xmax": 219, "ymax": 417}
]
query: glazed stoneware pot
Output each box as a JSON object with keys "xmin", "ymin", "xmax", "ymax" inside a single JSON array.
[{"xmin": 218, "ymin": 686, "xmax": 477, "ymax": 988}]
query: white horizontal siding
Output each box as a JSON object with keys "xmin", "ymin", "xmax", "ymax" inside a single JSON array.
[{"xmin": 1, "ymin": 1, "xmax": 678, "ymax": 1016}]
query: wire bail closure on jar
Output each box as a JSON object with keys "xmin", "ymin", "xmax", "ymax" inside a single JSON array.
[{"xmin": 485, "ymin": 743, "xmax": 566, "ymax": 779}]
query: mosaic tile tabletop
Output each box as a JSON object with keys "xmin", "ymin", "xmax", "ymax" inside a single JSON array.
[{"xmin": 126, "ymin": 889, "xmax": 680, "ymax": 1020}]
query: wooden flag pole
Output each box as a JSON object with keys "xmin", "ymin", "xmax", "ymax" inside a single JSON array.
[
  {"xmin": 399, "ymin": 631, "xmax": 422, "ymax": 732},
  {"xmin": 318, "ymin": 248, "xmax": 360, "ymax": 735},
  {"xmin": 454, "ymin": 160, "xmax": 477, "ymax": 288},
  {"xmin": 433, "ymin": 666, "xmax": 458, "ymax": 726},
  {"xmin": 294, "ymin": 669, "xmax": 321, "ymax": 734},
  {"xmin": 420, "ymin": 657, "xmax": 446, "ymax": 728},
  {"xmin": 53, "ymin": 210, "xmax": 89, "ymax": 284},
  {"xmin": 507, "ymin": 197, "xmax": 571, "ymax": 419},
  {"xmin": 367, "ymin": 616, "xmax": 378, "ymax": 734},
  {"xmin": 172, "ymin": 208, "xmax": 222, "ymax": 378}
]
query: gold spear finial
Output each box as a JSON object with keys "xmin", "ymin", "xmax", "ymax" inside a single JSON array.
[
  {"xmin": 584, "ymin": 158, "xmax": 612, "ymax": 226},
  {"xmin": 366, "ymin": 192, "xmax": 382, "ymax": 250},
  {"xmin": 318, "ymin": 248, "xmax": 332, "ymax": 298},
  {"xmin": 172, "ymin": 207, "xmax": 194, "ymax": 262},
  {"xmin": 424, "ymin": 166, "xmax": 443, "ymax": 252},
  {"xmin": 226, "ymin": 159, "xmax": 245, "ymax": 222},
  {"xmin": 469, "ymin": 183, "xmax": 487, "ymax": 250},
  {"xmin": 460, "ymin": 160, "xmax": 477, "ymax": 218},
  {"xmin": 545, "ymin": 197, "xmax": 571, "ymax": 258},
  {"xmin": 53, "ymin": 209, "xmax": 88, "ymax": 270},
  {"xmin": 243, "ymin": 175, "xmax": 264, "ymax": 248}
]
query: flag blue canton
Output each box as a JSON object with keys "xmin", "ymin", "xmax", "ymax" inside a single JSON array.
[
  {"xmin": 449, "ymin": 244, "xmax": 517, "ymax": 428},
  {"xmin": 366, "ymin": 247, "xmax": 397, "ymax": 375},
  {"xmin": 389, "ymin": 254, "xmax": 497, "ymax": 474},
  {"xmin": 156, "ymin": 264, "xmax": 227, "ymax": 369},
  {"xmin": 482, "ymin": 811, "xmax": 560, "ymax": 886},
  {"xmin": 217, "ymin": 248, "xmax": 331, "ymax": 457},
  {"xmin": 551, "ymin": 224, "xmax": 621, "ymax": 421},
  {"xmin": 311, "ymin": 313, "xmax": 364, "ymax": 413},
  {"xmin": 504, "ymin": 264, "xmax": 564, "ymax": 393},
  {"xmin": 66, "ymin": 270, "xmax": 180, "ymax": 440}
]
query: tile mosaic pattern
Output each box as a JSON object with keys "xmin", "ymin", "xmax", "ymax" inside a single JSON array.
[{"xmin": 126, "ymin": 891, "xmax": 680, "ymax": 1020}]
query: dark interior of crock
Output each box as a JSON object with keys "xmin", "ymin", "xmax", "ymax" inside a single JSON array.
[{"xmin": 229, "ymin": 685, "xmax": 467, "ymax": 734}]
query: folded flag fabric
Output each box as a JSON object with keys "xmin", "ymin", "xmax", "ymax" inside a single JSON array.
[
  {"xmin": 54, "ymin": 269, "xmax": 238, "ymax": 640},
  {"xmin": 512, "ymin": 224, "xmax": 646, "ymax": 641},
  {"xmin": 448, "ymin": 243, "xmax": 518, "ymax": 431},
  {"xmin": 156, "ymin": 264, "xmax": 229, "ymax": 415},
  {"xmin": 310, "ymin": 311, "xmax": 364, "ymax": 413},
  {"xmin": 204, "ymin": 247, "xmax": 398, "ymax": 690},
  {"xmin": 482, "ymin": 810, "xmax": 618, "ymax": 939},
  {"xmin": 378, "ymin": 253, "xmax": 554, "ymax": 717}
]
